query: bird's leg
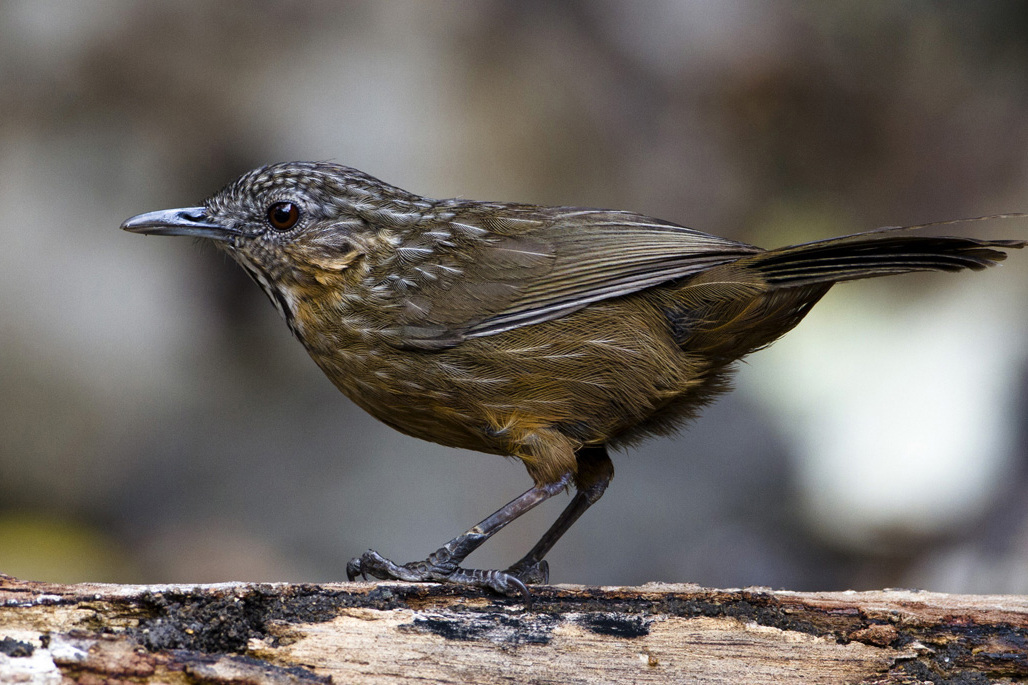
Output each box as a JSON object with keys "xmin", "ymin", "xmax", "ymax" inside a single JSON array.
[
  {"xmin": 505, "ymin": 444, "xmax": 613, "ymax": 584},
  {"xmin": 347, "ymin": 472, "xmax": 572, "ymax": 600}
]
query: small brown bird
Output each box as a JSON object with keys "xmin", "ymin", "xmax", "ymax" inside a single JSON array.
[{"xmin": 123, "ymin": 162, "xmax": 1024, "ymax": 600}]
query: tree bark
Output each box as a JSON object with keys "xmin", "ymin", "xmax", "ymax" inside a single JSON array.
[{"xmin": 1, "ymin": 573, "xmax": 1025, "ymax": 684}]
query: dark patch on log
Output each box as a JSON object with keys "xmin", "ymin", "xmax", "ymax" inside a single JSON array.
[
  {"xmin": 898, "ymin": 658, "xmax": 995, "ymax": 685},
  {"xmin": 915, "ymin": 621, "xmax": 1028, "ymax": 679},
  {"xmin": 575, "ymin": 612, "xmax": 651, "ymax": 638},
  {"xmin": 130, "ymin": 584, "xmax": 367, "ymax": 652},
  {"xmin": 402, "ymin": 612, "xmax": 557, "ymax": 644},
  {"xmin": 0, "ymin": 636, "xmax": 33, "ymax": 657}
]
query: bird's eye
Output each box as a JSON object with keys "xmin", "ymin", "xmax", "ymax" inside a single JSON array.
[{"xmin": 267, "ymin": 201, "xmax": 301, "ymax": 231}]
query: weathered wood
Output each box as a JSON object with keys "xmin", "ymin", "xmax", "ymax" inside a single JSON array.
[{"xmin": 1, "ymin": 573, "xmax": 1025, "ymax": 683}]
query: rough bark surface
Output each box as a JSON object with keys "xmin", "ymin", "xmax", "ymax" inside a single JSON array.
[{"xmin": 1, "ymin": 573, "xmax": 1025, "ymax": 684}]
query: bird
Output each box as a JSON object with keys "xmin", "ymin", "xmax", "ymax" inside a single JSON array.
[{"xmin": 122, "ymin": 161, "xmax": 1025, "ymax": 601}]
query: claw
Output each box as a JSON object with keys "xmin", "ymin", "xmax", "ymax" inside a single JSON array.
[{"xmin": 504, "ymin": 574, "xmax": 532, "ymax": 609}]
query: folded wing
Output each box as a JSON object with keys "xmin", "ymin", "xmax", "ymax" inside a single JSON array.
[{"xmin": 374, "ymin": 205, "xmax": 761, "ymax": 349}]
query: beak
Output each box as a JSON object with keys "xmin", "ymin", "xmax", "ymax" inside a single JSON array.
[{"xmin": 121, "ymin": 207, "xmax": 238, "ymax": 242}]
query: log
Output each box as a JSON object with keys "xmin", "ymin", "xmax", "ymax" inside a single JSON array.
[{"xmin": 1, "ymin": 573, "xmax": 1025, "ymax": 684}]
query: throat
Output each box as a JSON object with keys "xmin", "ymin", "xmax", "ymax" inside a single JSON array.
[{"xmin": 235, "ymin": 255, "xmax": 303, "ymax": 338}]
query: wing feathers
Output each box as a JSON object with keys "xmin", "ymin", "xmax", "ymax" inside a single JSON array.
[{"xmin": 387, "ymin": 208, "xmax": 759, "ymax": 347}]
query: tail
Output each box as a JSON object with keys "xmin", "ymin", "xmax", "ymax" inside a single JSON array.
[{"xmin": 750, "ymin": 215, "xmax": 1026, "ymax": 288}]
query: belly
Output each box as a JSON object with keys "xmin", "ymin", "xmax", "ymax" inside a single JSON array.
[{"xmin": 307, "ymin": 300, "xmax": 705, "ymax": 456}]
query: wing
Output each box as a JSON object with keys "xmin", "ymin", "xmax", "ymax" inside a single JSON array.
[{"xmin": 370, "ymin": 203, "xmax": 762, "ymax": 349}]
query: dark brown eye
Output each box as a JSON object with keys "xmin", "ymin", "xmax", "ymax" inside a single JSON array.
[{"xmin": 267, "ymin": 201, "xmax": 300, "ymax": 231}]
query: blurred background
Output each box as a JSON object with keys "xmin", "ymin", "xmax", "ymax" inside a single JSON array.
[{"xmin": 2, "ymin": 0, "xmax": 1028, "ymax": 594}]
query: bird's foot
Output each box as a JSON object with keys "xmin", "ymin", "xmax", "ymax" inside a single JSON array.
[{"xmin": 346, "ymin": 549, "xmax": 531, "ymax": 604}]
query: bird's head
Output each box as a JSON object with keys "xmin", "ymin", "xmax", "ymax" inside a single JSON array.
[{"xmin": 121, "ymin": 161, "xmax": 428, "ymax": 326}]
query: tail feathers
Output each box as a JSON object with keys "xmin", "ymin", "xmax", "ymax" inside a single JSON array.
[{"xmin": 753, "ymin": 234, "xmax": 1025, "ymax": 288}]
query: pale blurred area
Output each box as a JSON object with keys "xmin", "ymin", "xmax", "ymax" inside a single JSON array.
[{"xmin": 2, "ymin": 1, "xmax": 1028, "ymax": 594}]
